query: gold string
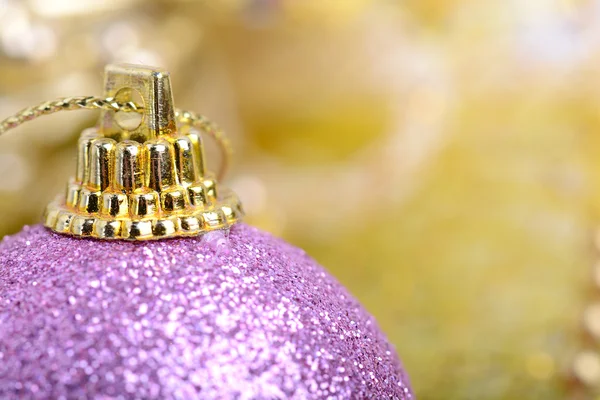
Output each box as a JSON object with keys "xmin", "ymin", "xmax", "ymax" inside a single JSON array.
[{"xmin": 0, "ymin": 96, "xmax": 232, "ymax": 181}]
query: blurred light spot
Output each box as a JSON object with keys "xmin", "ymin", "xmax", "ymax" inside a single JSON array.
[
  {"xmin": 584, "ymin": 303, "xmax": 600, "ymax": 338},
  {"xmin": 573, "ymin": 351, "xmax": 600, "ymax": 386},
  {"xmin": 525, "ymin": 352, "xmax": 555, "ymax": 380},
  {"xmin": 101, "ymin": 22, "xmax": 139, "ymax": 59},
  {"xmin": 0, "ymin": 153, "xmax": 29, "ymax": 192},
  {"xmin": 514, "ymin": 0, "xmax": 586, "ymax": 66},
  {"xmin": 0, "ymin": 4, "xmax": 56, "ymax": 61},
  {"xmin": 0, "ymin": 0, "xmax": 8, "ymax": 19},
  {"xmin": 99, "ymin": 21, "xmax": 162, "ymax": 66}
]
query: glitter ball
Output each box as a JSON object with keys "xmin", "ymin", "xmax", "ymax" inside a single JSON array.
[{"xmin": 0, "ymin": 224, "xmax": 413, "ymax": 399}]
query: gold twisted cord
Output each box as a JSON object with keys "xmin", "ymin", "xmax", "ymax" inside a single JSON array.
[
  {"xmin": 0, "ymin": 96, "xmax": 141, "ymax": 133},
  {"xmin": 0, "ymin": 96, "xmax": 231, "ymax": 180},
  {"xmin": 174, "ymin": 109, "xmax": 231, "ymax": 181}
]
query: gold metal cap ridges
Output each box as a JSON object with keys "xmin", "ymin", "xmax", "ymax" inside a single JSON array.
[{"xmin": 43, "ymin": 64, "xmax": 243, "ymax": 240}]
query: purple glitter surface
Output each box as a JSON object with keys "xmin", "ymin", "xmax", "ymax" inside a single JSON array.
[{"xmin": 0, "ymin": 224, "xmax": 412, "ymax": 399}]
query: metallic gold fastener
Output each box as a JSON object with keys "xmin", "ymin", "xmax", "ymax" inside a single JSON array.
[{"xmin": 0, "ymin": 63, "xmax": 243, "ymax": 240}]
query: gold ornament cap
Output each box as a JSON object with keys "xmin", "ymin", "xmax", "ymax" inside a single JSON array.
[{"xmin": 42, "ymin": 64, "xmax": 243, "ymax": 240}]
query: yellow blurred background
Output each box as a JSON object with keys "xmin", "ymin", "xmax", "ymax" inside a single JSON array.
[{"xmin": 2, "ymin": 0, "xmax": 600, "ymax": 398}]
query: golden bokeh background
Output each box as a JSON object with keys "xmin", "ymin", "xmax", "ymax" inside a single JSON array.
[{"xmin": 2, "ymin": 0, "xmax": 600, "ymax": 398}]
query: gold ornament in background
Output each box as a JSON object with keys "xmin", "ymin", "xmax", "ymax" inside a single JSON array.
[{"xmin": 3, "ymin": 0, "xmax": 600, "ymax": 398}]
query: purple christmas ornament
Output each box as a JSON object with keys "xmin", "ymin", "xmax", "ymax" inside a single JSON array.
[
  {"xmin": 0, "ymin": 224, "xmax": 412, "ymax": 399},
  {"xmin": 0, "ymin": 64, "xmax": 413, "ymax": 399}
]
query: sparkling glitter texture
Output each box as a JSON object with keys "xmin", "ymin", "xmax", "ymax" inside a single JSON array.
[{"xmin": 0, "ymin": 224, "xmax": 412, "ymax": 399}]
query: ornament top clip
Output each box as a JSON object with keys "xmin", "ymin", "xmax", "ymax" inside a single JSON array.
[{"xmin": 1, "ymin": 64, "xmax": 244, "ymax": 240}]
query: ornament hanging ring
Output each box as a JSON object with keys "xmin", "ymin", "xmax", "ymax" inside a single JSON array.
[{"xmin": 0, "ymin": 96, "xmax": 232, "ymax": 181}]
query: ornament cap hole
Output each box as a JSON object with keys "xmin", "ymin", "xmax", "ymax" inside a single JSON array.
[{"xmin": 113, "ymin": 87, "xmax": 144, "ymax": 131}]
